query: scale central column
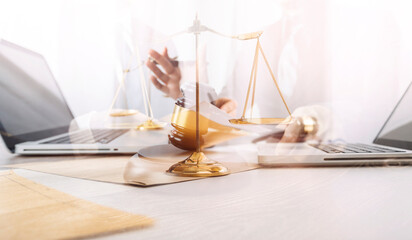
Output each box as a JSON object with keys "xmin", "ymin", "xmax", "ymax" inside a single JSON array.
[
  {"xmin": 167, "ymin": 16, "xmax": 230, "ymax": 177},
  {"xmin": 195, "ymin": 28, "xmax": 201, "ymax": 154}
]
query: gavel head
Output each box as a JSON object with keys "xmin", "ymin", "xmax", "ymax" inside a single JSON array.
[
  {"xmin": 168, "ymin": 83, "xmax": 246, "ymax": 151},
  {"xmin": 168, "ymin": 98, "xmax": 208, "ymax": 151}
]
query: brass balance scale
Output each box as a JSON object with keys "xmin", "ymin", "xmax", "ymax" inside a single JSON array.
[
  {"xmin": 164, "ymin": 15, "xmax": 294, "ymax": 177},
  {"xmin": 107, "ymin": 38, "xmax": 165, "ymax": 130}
]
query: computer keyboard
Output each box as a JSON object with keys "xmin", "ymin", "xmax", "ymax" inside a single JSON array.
[
  {"xmin": 41, "ymin": 129, "xmax": 129, "ymax": 144},
  {"xmin": 310, "ymin": 143, "xmax": 405, "ymax": 154}
]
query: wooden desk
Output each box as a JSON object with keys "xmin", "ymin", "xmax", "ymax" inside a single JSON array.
[{"xmin": 2, "ymin": 144, "xmax": 412, "ymax": 240}]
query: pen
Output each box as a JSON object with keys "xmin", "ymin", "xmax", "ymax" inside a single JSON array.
[{"xmin": 148, "ymin": 56, "xmax": 179, "ymax": 67}]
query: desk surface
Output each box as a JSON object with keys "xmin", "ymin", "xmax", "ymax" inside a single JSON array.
[{"xmin": 2, "ymin": 147, "xmax": 412, "ymax": 240}]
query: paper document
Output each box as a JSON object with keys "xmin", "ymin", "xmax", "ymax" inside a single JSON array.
[
  {"xmin": 6, "ymin": 145, "xmax": 260, "ymax": 186},
  {"xmin": 194, "ymin": 101, "xmax": 285, "ymax": 133}
]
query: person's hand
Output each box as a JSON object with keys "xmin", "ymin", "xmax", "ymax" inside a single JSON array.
[
  {"xmin": 214, "ymin": 98, "xmax": 237, "ymax": 116},
  {"xmin": 260, "ymin": 116, "xmax": 318, "ymax": 143},
  {"xmin": 146, "ymin": 48, "xmax": 182, "ymax": 100},
  {"xmin": 279, "ymin": 117, "xmax": 305, "ymax": 143},
  {"xmin": 281, "ymin": 116, "xmax": 319, "ymax": 142}
]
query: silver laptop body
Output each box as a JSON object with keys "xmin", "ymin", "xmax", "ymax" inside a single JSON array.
[
  {"xmin": 0, "ymin": 40, "xmax": 167, "ymax": 155},
  {"xmin": 258, "ymin": 81, "xmax": 412, "ymax": 166}
]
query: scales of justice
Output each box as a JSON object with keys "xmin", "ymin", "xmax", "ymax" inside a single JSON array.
[
  {"xmin": 111, "ymin": 15, "xmax": 294, "ymax": 177},
  {"xmin": 165, "ymin": 15, "xmax": 294, "ymax": 177},
  {"xmin": 106, "ymin": 31, "xmax": 166, "ymax": 131}
]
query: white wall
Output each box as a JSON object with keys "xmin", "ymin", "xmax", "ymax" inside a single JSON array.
[{"xmin": 327, "ymin": 0, "xmax": 412, "ymax": 141}]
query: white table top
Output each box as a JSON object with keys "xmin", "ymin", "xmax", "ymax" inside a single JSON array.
[{"xmin": 3, "ymin": 157, "xmax": 412, "ymax": 240}]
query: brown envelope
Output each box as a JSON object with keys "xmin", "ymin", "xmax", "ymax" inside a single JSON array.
[{"xmin": 0, "ymin": 170, "xmax": 152, "ymax": 240}]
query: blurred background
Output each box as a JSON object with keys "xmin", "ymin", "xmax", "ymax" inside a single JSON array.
[{"xmin": 0, "ymin": 0, "xmax": 411, "ymax": 142}]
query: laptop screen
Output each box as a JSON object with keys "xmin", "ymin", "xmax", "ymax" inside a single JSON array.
[
  {"xmin": 0, "ymin": 40, "xmax": 74, "ymax": 152},
  {"xmin": 374, "ymin": 82, "xmax": 412, "ymax": 150}
]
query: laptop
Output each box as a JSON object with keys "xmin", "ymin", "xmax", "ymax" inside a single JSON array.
[
  {"xmin": 258, "ymin": 81, "xmax": 412, "ymax": 166},
  {"xmin": 0, "ymin": 40, "xmax": 167, "ymax": 155}
]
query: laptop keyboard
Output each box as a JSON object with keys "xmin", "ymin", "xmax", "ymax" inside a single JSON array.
[
  {"xmin": 310, "ymin": 143, "xmax": 406, "ymax": 154},
  {"xmin": 41, "ymin": 129, "xmax": 129, "ymax": 144}
]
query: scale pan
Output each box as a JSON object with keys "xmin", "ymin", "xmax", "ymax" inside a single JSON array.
[
  {"xmin": 136, "ymin": 119, "xmax": 166, "ymax": 130},
  {"xmin": 109, "ymin": 109, "xmax": 139, "ymax": 117},
  {"xmin": 229, "ymin": 117, "xmax": 293, "ymax": 125}
]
